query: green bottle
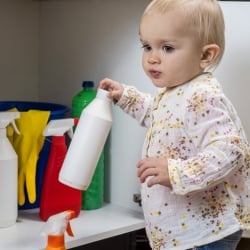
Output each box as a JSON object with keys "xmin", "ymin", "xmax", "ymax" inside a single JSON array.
[
  {"xmin": 72, "ymin": 81, "xmax": 104, "ymax": 210},
  {"xmin": 72, "ymin": 81, "xmax": 96, "ymax": 118}
]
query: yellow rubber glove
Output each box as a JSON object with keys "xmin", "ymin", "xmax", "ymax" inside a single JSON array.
[{"xmin": 12, "ymin": 110, "xmax": 50, "ymax": 206}]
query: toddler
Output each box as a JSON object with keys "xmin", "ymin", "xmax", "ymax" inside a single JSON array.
[{"xmin": 100, "ymin": 0, "xmax": 250, "ymax": 249}]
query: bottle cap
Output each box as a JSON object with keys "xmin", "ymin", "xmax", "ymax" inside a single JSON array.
[{"xmin": 82, "ymin": 81, "xmax": 94, "ymax": 88}]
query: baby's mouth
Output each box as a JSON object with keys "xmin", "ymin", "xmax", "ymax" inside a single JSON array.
[{"xmin": 149, "ymin": 70, "xmax": 161, "ymax": 78}]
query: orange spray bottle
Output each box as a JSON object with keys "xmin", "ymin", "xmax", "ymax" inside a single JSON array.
[{"xmin": 41, "ymin": 210, "xmax": 75, "ymax": 250}]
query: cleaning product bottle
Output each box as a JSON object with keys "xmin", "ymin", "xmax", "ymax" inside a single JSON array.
[
  {"xmin": 71, "ymin": 81, "xmax": 105, "ymax": 210},
  {"xmin": 59, "ymin": 88, "xmax": 112, "ymax": 192},
  {"xmin": 0, "ymin": 111, "xmax": 20, "ymax": 228},
  {"xmin": 41, "ymin": 210, "xmax": 75, "ymax": 250},
  {"xmin": 72, "ymin": 81, "xmax": 96, "ymax": 119},
  {"xmin": 40, "ymin": 118, "xmax": 81, "ymax": 221}
]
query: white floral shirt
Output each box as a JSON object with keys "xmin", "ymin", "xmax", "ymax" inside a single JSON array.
[{"xmin": 116, "ymin": 73, "xmax": 250, "ymax": 250}]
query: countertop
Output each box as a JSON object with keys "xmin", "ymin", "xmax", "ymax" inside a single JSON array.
[{"xmin": 0, "ymin": 204, "xmax": 145, "ymax": 250}]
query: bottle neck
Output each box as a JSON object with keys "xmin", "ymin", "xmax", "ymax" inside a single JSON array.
[
  {"xmin": 46, "ymin": 235, "xmax": 65, "ymax": 250},
  {"xmin": 96, "ymin": 89, "xmax": 111, "ymax": 103},
  {"xmin": 84, "ymin": 87, "xmax": 94, "ymax": 91}
]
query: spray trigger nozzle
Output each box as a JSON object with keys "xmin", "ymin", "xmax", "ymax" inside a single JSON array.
[
  {"xmin": 66, "ymin": 219, "xmax": 74, "ymax": 237},
  {"xmin": 0, "ymin": 112, "xmax": 20, "ymax": 134},
  {"xmin": 41, "ymin": 210, "xmax": 76, "ymax": 236},
  {"xmin": 41, "ymin": 210, "xmax": 76, "ymax": 250},
  {"xmin": 43, "ymin": 118, "xmax": 74, "ymax": 138},
  {"xmin": 11, "ymin": 120, "xmax": 20, "ymax": 134}
]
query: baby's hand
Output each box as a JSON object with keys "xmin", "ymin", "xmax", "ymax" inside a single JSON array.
[
  {"xmin": 137, "ymin": 157, "xmax": 171, "ymax": 188},
  {"xmin": 99, "ymin": 78, "xmax": 124, "ymax": 102}
]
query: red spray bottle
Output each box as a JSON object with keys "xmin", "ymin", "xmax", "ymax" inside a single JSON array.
[{"xmin": 40, "ymin": 118, "xmax": 81, "ymax": 221}]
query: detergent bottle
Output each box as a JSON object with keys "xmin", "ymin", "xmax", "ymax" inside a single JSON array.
[
  {"xmin": 72, "ymin": 81, "xmax": 106, "ymax": 210},
  {"xmin": 59, "ymin": 88, "xmax": 112, "ymax": 191},
  {"xmin": 72, "ymin": 81, "xmax": 96, "ymax": 119},
  {"xmin": 0, "ymin": 111, "xmax": 20, "ymax": 228},
  {"xmin": 40, "ymin": 118, "xmax": 81, "ymax": 221},
  {"xmin": 41, "ymin": 210, "xmax": 75, "ymax": 250}
]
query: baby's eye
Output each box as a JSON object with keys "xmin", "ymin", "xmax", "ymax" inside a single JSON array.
[
  {"xmin": 163, "ymin": 45, "xmax": 175, "ymax": 53},
  {"xmin": 141, "ymin": 44, "xmax": 152, "ymax": 52}
]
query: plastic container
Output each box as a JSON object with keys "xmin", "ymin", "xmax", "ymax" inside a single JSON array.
[
  {"xmin": 72, "ymin": 81, "xmax": 96, "ymax": 118},
  {"xmin": 0, "ymin": 101, "xmax": 69, "ymax": 210},
  {"xmin": 59, "ymin": 89, "xmax": 112, "ymax": 197},
  {"xmin": 41, "ymin": 210, "xmax": 75, "ymax": 250},
  {"xmin": 83, "ymin": 151, "xmax": 104, "ymax": 210},
  {"xmin": 71, "ymin": 81, "xmax": 106, "ymax": 210},
  {"xmin": 0, "ymin": 112, "xmax": 20, "ymax": 227},
  {"xmin": 40, "ymin": 119, "xmax": 81, "ymax": 221}
]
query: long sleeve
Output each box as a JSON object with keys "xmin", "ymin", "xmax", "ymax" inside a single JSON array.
[
  {"xmin": 168, "ymin": 84, "xmax": 250, "ymax": 194},
  {"xmin": 116, "ymin": 85, "xmax": 154, "ymax": 128}
]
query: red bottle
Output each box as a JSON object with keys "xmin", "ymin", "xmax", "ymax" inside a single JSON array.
[{"xmin": 40, "ymin": 118, "xmax": 81, "ymax": 221}]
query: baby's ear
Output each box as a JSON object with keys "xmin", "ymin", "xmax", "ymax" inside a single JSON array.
[{"xmin": 200, "ymin": 44, "xmax": 220, "ymax": 69}]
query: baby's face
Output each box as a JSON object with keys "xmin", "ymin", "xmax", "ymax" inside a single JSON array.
[{"xmin": 140, "ymin": 8, "xmax": 204, "ymax": 88}]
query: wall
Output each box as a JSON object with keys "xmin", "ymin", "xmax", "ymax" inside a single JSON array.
[
  {"xmin": 38, "ymin": 0, "xmax": 152, "ymax": 106},
  {"xmin": 215, "ymin": 1, "xmax": 250, "ymax": 138},
  {"xmin": 0, "ymin": 0, "xmax": 39, "ymax": 101}
]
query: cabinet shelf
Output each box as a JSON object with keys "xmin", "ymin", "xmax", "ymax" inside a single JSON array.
[{"xmin": 0, "ymin": 204, "xmax": 144, "ymax": 250}]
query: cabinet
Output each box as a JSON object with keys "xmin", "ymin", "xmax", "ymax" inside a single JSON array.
[
  {"xmin": 71, "ymin": 229, "xmax": 151, "ymax": 250},
  {"xmin": 71, "ymin": 232, "xmax": 135, "ymax": 250}
]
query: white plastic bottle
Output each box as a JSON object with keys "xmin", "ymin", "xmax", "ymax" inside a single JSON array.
[
  {"xmin": 0, "ymin": 112, "xmax": 20, "ymax": 228},
  {"xmin": 59, "ymin": 89, "xmax": 112, "ymax": 190}
]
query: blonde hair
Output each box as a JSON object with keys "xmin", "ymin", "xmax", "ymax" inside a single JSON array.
[{"xmin": 143, "ymin": 0, "xmax": 225, "ymax": 68}]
